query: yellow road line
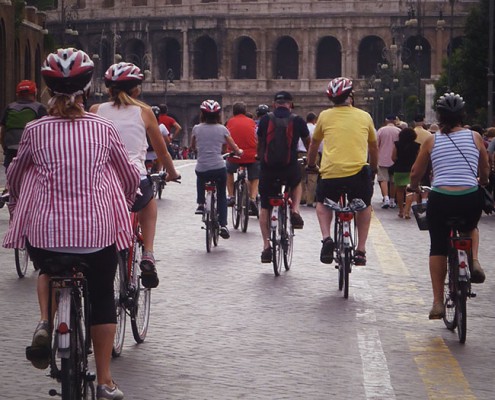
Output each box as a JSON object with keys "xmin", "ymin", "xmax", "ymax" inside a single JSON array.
[
  {"xmin": 406, "ymin": 333, "xmax": 476, "ymax": 399},
  {"xmin": 370, "ymin": 213, "xmax": 410, "ymax": 276}
]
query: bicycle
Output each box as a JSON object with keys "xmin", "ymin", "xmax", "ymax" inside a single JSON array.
[
  {"xmin": 323, "ymin": 193, "xmax": 367, "ymax": 299},
  {"xmin": 231, "ymin": 166, "xmax": 251, "ymax": 232},
  {"xmin": 202, "ymin": 179, "xmax": 221, "ymax": 253},
  {"xmin": 112, "ymin": 211, "xmax": 151, "ymax": 357},
  {"xmin": 26, "ymin": 255, "xmax": 96, "ymax": 399},
  {"xmin": 268, "ymin": 179, "xmax": 294, "ymax": 277},
  {"xmin": 1, "ymin": 192, "xmax": 34, "ymax": 278},
  {"xmin": 145, "ymin": 160, "xmax": 166, "ymax": 199}
]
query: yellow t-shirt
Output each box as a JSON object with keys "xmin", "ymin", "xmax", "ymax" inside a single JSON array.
[{"xmin": 313, "ymin": 106, "xmax": 376, "ymax": 179}]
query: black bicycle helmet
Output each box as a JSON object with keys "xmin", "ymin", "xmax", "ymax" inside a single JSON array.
[
  {"xmin": 256, "ymin": 104, "xmax": 269, "ymax": 117},
  {"xmin": 436, "ymin": 92, "xmax": 465, "ymax": 113}
]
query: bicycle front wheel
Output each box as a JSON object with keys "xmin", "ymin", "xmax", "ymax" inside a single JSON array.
[
  {"xmin": 131, "ymin": 240, "xmax": 151, "ymax": 343},
  {"xmin": 240, "ymin": 182, "xmax": 249, "ymax": 233},
  {"xmin": 232, "ymin": 182, "xmax": 241, "ymax": 229},
  {"xmin": 443, "ymin": 264, "xmax": 457, "ymax": 331},
  {"xmin": 112, "ymin": 251, "xmax": 127, "ymax": 357},
  {"xmin": 15, "ymin": 247, "xmax": 29, "ymax": 278},
  {"xmin": 282, "ymin": 205, "xmax": 293, "ymax": 270},
  {"xmin": 456, "ymin": 281, "xmax": 468, "ymax": 343}
]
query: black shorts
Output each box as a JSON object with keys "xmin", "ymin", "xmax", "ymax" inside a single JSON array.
[
  {"xmin": 27, "ymin": 243, "xmax": 118, "ymax": 325},
  {"xmin": 316, "ymin": 166, "xmax": 373, "ymax": 206},
  {"xmin": 259, "ymin": 162, "xmax": 302, "ymax": 209},
  {"xmin": 131, "ymin": 177, "xmax": 154, "ymax": 212},
  {"xmin": 226, "ymin": 160, "xmax": 261, "ymax": 180}
]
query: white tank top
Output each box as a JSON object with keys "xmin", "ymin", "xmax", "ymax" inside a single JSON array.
[{"xmin": 96, "ymin": 103, "xmax": 148, "ymax": 176}]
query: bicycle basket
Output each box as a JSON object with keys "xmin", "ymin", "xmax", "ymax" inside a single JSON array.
[{"xmin": 412, "ymin": 203, "xmax": 428, "ymax": 231}]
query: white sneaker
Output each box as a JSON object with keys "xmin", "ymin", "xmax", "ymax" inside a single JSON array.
[
  {"xmin": 381, "ymin": 199, "xmax": 390, "ymax": 209},
  {"xmin": 389, "ymin": 200, "xmax": 397, "ymax": 209}
]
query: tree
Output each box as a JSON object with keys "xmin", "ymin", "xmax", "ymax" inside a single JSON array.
[{"xmin": 435, "ymin": 0, "xmax": 493, "ymax": 126}]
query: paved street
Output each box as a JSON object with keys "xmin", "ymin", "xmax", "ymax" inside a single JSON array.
[{"xmin": 0, "ymin": 160, "xmax": 494, "ymax": 399}]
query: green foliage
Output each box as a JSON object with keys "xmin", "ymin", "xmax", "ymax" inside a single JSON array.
[{"xmin": 435, "ymin": 0, "xmax": 492, "ymax": 125}]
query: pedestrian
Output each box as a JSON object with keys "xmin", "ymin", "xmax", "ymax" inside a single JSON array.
[
  {"xmin": 307, "ymin": 77, "xmax": 378, "ymax": 266},
  {"xmin": 90, "ymin": 62, "xmax": 181, "ymax": 289},
  {"xmin": 191, "ymin": 99, "xmax": 243, "ymax": 239},
  {"xmin": 409, "ymin": 92, "xmax": 489, "ymax": 319},
  {"xmin": 376, "ymin": 115, "xmax": 401, "ymax": 209},
  {"xmin": 3, "ymin": 48, "xmax": 140, "ymax": 400},
  {"xmin": 257, "ymin": 91, "xmax": 310, "ymax": 263},
  {"xmin": 304, "ymin": 111, "xmax": 319, "ymax": 207},
  {"xmin": 391, "ymin": 127, "xmax": 420, "ymax": 219}
]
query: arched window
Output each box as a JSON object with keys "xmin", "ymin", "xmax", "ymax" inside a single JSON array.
[
  {"xmin": 24, "ymin": 42, "xmax": 32, "ymax": 79},
  {"xmin": 405, "ymin": 35, "xmax": 431, "ymax": 79},
  {"xmin": 123, "ymin": 39, "xmax": 148, "ymax": 70},
  {"xmin": 158, "ymin": 38, "xmax": 181, "ymax": 80},
  {"xmin": 274, "ymin": 36, "xmax": 298, "ymax": 79},
  {"xmin": 194, "ymin": 36, "xmax": 218, "ymax": 79},
  {"xmin": 316, "ymin": 36, "xmax": 342, "ymax": 79},
  {"xmin": 234, "ymin": 36, "xmax": 256, "ymax": 79},
  {"xmin": 358, "ymin": 36, "xmax": 386, "ymax": 78}
]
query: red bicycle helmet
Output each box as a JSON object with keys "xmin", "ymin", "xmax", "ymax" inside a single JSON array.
[
  {"xmin": 326, "ymin": 77, "xmax": 353, "ymax": 103},
  {"xmin": 41, "ymin": 48, "xmax": 94, "ymax": 95},
  {"xmin": 104, "ymin": 62, "xmax": 143, "ymax": 89},
  {"xmin": 200, "ymin": 100, "xmax": 221, "ymax": 113}
]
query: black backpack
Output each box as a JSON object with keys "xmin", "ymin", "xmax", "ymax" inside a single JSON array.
[{"xmin": 263, "ymin": 112, "xmax": 295, "ymax": 168}]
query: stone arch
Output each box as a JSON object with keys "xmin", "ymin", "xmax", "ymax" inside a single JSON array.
[
  {"xmin": 123, "ymin": 39, "xmax": 148, "ymax": 70},
  {"xmin": 358, "ymin": 36, "xmax": 386, "ymax": 78},
  {"xmin": 274, "ymin": 36, "xmax": 298, "ymax": 79},
  {"xmin": 316, "ymin": 36, "xmax": 342, "ymax": 79},
  {"xmin": 193, "ymin": 35, "xmax": 218, "ymax": 79},
  {"xmin": 233, "ymin": 36, "xmax": 256, "ymax": 79},
  {"xmin": 404, "ymin": 35, "xmax": 431, "ymax": 79},
  {"xmin": 0, "ymin": 18, "xmax": 6, "ymax": 107},
  {"xmin": 157, "ymin": 38, "xmax": 181, "ymax": 80},
  {"xmin": 24, "ymin": 41, "xmax": 32, "ymax": 79}
]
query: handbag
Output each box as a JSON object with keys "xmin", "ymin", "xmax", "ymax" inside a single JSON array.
[{"xmin": 445, "ymin": 133, "xmax": 494, "ymax": 215}]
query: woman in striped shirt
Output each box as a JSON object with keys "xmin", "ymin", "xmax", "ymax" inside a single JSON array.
[
  {"xmin": 3, "ymin": 48, "xmax": 139, "ymax": 400},
  {"xmin": 409, "ymin": 93, "xmax": 489, "ymax": 320}
]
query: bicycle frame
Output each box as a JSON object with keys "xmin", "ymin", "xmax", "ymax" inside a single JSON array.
[{"xmin": 269, "ymin": 182, "xmax": 293, "ymax": 276}]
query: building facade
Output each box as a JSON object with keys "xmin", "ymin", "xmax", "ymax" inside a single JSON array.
[{"xmin": 43, "ymin": 0, "xmax": 477, "ymax": 142}]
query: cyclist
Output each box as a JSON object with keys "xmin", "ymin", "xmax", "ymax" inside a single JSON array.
[
  {"xmin": 3, "ymin": 48, "xmax": 140, "ymax": 400},
  {"xmin": 191, "ymin": 100, "xmax": 243, "ymax": 239},
  {"xmin": 225, "ymin": 101, "xmax": 260, "ymax": 214},
  {"xmin": 306, "ymin": 77, "xmax": 378, "ymax": 266},
  {"xmin": 90, "ymin": 62, "xmax": 180, "ymax": 289},
  {"xmin": 0, "ymin": 80, "xmax": 47, "ymax": 172},
  {"xmin": 255, "ymin": 104, "xmax": 270, "ymax": 129},
  {"xmin": 148, "ymin": 105, "xmax": 171, "ymax": 171},
  {"xmin": 257, "ymin": 91, "xmax": 310, "ymax": 263},
  {"xmin": 409, "ymin": 92, "xmax": 489, "ymax": 319},
  {"xmin": 158, "ymin": 103, "xmax": 182, "ymax": 158}
]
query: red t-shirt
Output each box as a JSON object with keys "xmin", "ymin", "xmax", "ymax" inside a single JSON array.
[
  {"xmin": 226, "ymin": 114, "xmax": 257, "ymax": 163},
  {"xmin": 158, "ymin": 114, "xmax": 177, "ymax": 131}
]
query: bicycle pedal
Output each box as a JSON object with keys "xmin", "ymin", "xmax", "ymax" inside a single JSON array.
[
  {"xmin": 470, "ymin": 292, "xmax": 477, "ymax": 298},
  {"xmin": 86, "ymin": 371, "xmax": 96, "ymax": 382}
]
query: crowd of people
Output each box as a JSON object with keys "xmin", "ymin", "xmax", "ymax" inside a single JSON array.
[{"xmin": 1, "ymin": 46, "xmax": 493, "ymax": 399}]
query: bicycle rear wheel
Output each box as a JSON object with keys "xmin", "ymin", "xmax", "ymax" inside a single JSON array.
[
  {"xmin": 343, "ymin": 248, "xmax": 351, "ymax": 299},
  {"xmin": 211, "ymin": 195, "xmax": 219, "ymax": 247},
  {"xmin": 112, "ymin": 251, "xmax": 127, "ymax": 357},
  {"xmin": 240, "ymin": 182, "xmax": 249, "ymax": 233},
  {"xmin": 205, "ymin": 212, "xmax": 213, "ymax": 253},
  {"xmin": 282, "ymin": 204, "xmax": 293, "ymax": 270},
  {"xmin": 272, "ymin": 223, "xmax": 282, "ymax": 276},
  {"xmin": 15, "ymin": 247, "xmax": 29, "ymax": 278},
  {"xmin": 131, "ymin": 240, "xmax": 151, "ymax": 343},
  {"xmin": 232, "ymin": 182, "xmax": 241, "ymax": 229},
  {"xmin": 443, "ymin": 264, "xmax": 457, "ymax": 331},
  {"xmin": 456, "ymin": 281, "xmax": 468, "ymax": 343}
]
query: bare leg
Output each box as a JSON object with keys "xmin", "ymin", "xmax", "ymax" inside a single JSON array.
[
  {"xmin": 396, "ymin": 186, "xmax": 405, "ymax": 216},
  {"xmin": 429, "ymin": 255, "xmax": 447, "ymax": 305},
  {"xmin": 227, "ymin": 173, "xmax": 234, "ymax": 198},
  {"xmin": 37, "ymin": 273, "xmax": 50, "ymax": 321},
  {"xmin": 248, "ymin": 179, "xmax": 259, "ymax": 200},
  {"xmin": 259, "ymin": 207, "xmax": 270, "ymax": 249},
  {"xmin": 379, "ymin": 180, "xmax": 388, "ymax": 198},
  {"xmin": 355, "ymin": 206, "xmax": 372, "ymax": 253},
  {"xmin": 91, "ymin": 323, "xmax": 116, "ymax": 387},
  {"xmin": 139, "ymin": 198, "xmax": 157, "ymax": 253},
  {"xmin": 290, "ymin": 183, "xmax": 303, "ymax": 214},
  {"xmin": 316, "ymin": 202, "xmax": 333, "ymax": 239}
]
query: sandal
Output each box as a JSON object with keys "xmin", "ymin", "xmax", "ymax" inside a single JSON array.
[{"xmin": 354, "ymin": 250, "xmax": 366, "ymax": 266}]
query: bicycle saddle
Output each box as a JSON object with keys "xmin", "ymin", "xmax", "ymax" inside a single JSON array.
[{"xmin": 42, "ymin": 255, "xmax": 89, "ymax": 275}]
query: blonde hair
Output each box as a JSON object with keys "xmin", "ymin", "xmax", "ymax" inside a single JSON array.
[
  {"xmin": 47, "ymin": 94, "xmax": 85, "ymax": 120},
  {"xmin": 109, "ymin": 86, "xmax": 148, "ymax": 109}
]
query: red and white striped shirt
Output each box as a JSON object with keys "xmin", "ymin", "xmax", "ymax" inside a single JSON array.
[{"xmin": 3, "ymin": 113, "xmax": 140, "ymax": 251}]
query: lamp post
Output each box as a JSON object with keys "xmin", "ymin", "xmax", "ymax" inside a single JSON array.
[{"xmin": 60, "ymin": 0, "xmax": 79, "ymax": 47}]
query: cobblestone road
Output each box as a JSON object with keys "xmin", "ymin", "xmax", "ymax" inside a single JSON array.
[{"xmin": 0, "ymin": 160, "xmax": 494, "ymax": 399}]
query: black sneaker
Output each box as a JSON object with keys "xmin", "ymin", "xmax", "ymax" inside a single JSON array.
[
  {"xmin": 219, "ymin": 226, "xmax": 230, "ymax": 239},
  {"xmin": 227, "ymin": 197, "xmax": 235, "ymax": 207},
  {"xmin": 290, "ymin": 212, "xmax": 304, "ymax": 229},
  {"xmin": 140, "ymin": 252, "xmax": 159, "ymax": 288},
  {"xmin": 261, "ymin": 247, "xmax": 272, "ymax": 263},
  {"xmin": 195, "ymin": 204, "xmax": 205, "ymax": 215},
  {"xmin": 26, "ymin": 320, "xmax": 51, "ymax": 369},
  {"xmin": 320, "ymin": 237, "xmax": 334, "ymax": 264},
  {"xmin": 249, "ymin": 200, "xmax": 258, "ymax": 216}
]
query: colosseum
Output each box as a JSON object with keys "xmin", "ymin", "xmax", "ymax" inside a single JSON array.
[{"xmin": 40, "ymin": 0, "xmax": 476, "ymax": 142}]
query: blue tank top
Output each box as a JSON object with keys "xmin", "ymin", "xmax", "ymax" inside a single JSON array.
[{"xmin": 431, "ymin": 129, "xmax": 479, "ymax": 187}]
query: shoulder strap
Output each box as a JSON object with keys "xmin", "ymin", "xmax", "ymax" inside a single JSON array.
[{"xmin": 444, "ymin": 131, "xmax": 478, "ymax": 179}]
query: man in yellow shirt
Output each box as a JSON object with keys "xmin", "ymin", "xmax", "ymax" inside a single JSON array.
[{"xmin": 307, "ymin": 77, "xmax": 378, "ymax": 266}]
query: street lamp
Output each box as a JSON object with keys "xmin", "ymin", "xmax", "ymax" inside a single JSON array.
[{"xmin": 60, "ymin": 0, "xmax": 79, "ymax": 46}]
